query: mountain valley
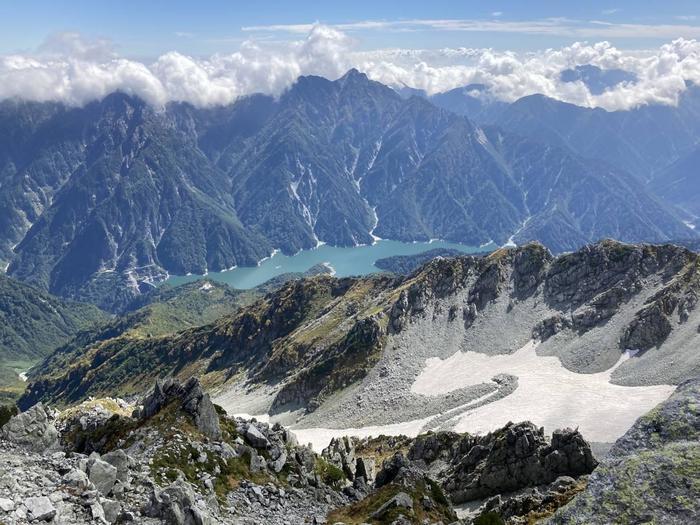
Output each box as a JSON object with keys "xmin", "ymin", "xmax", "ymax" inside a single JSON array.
[
  {"xmin": 1, "ymin": 48, "xmax": 700, "ymax": 524},
  {"xmin": 0, "ymin": 71, "xmax": 696, "ymax": 312}
]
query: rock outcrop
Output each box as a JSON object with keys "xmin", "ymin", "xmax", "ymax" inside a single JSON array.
[
  {"xmin": 475, "ymin": 475, "xmax": 588, "ymax": 524},
  {"xmin": 145, "ymin": 481, "xmax": 212, "ymax": 525},
  {"xmin": 406, "ymin": 422, "xmax": 597, "ymax": 504},
  {"xmin": 11, "ymin": 375, "xmax": 698, "ymax": 525},
  {"xmin": 0, "ymin": 403, "xmax": 59, "ymax": 453},
  {"xmin": 140, "ymin": 377, "xmax": 221, "ymax": 440}
]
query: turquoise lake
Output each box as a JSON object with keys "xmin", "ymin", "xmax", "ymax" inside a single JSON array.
[{"xmin": 165, "ymin": 239, "xmax": 492, "ymax": 289}]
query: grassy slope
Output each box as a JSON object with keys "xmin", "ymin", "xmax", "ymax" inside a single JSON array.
[{"xmin": 0, "ymin": 274, "xmax": 108, "ymax": 402}]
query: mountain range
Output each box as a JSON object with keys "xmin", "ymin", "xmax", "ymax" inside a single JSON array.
[
  {"xmin": 20, "ymin": 241, "xmax": 700, "ymax": 431},
  {"xmin": 0, "ymin": 69, "xmax": 696, "ymax": 311},
  {"xmin": 1, "ymin": 239, "xmax": 698, "ymax": 524},
  {"xmin": 1, "ymin": 61, "xmax": 700, "ymax": 525},
  {"xmin": 410, "ymin": 70, "xmax": 700, "ymax": 226}
]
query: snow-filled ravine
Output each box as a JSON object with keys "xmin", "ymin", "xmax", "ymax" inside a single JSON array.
[{"xmin": 291, "ymin": 341, "xmax": 675, "ymax": 451}]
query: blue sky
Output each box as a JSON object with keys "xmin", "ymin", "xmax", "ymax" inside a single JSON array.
[{"xmin": 1, "ymin": 0, "xmax": 700, "ymax": 57}]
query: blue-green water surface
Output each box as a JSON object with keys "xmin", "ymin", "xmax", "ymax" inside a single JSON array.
[{"xmin": 166, "ymin": 239, "xmax": 492, "ymax": 289}]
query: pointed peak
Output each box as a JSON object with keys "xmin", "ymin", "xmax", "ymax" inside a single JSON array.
[
  {"xmin": 340, "ymin": 68, "xmax": 366, "ymax": 80},
  {"xmin": 337, "ymin": 68, "xmax": 371, "ymax": 87}
]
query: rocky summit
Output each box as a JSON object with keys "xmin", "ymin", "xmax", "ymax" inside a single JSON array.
[
  {"xmin": 2, "ymin": 374, "xmax": 698, "ymax": 523},
  {"xmin": 0, "ymin": 376, "xmax": 601, "ymax": 524}
]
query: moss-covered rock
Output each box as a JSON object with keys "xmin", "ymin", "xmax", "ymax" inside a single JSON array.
[{"xmin": 547, "ymin": 377, "xmax": 700, "ymax": 524}]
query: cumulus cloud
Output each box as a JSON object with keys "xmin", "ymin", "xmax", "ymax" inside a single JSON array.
[
  {"xmin": 354, "ymin": 39, "xmax": 700, "ymax": 110},
  {"xmin": 2, "ymin": 27, "xmax": 700, "ymax": 111}
]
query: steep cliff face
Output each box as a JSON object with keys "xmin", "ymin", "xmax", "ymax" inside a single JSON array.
[{"xmin": 3, "ymin": 94, "xmax": 270, "ymax": 311}]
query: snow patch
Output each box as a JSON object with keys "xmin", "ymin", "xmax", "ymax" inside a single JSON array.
[
  {"xmin": 412, "ymin": 341, "xmax": 674, "ymax": 443},
  {"xmin": 504, "ymin": 216, "xmax": 532, "ymax": 248},
  {"xmin": 320, "ymin": 262, "xmax": 336, "ymax": 276},
  {"xmin": 369, "ymin": 206, "xmax": 382, "ymax": 242},
  {"xmin": 474, "ymin": 127, "xmax": 489, "ymax": 147},
  {"xmin": 292, "ymin": 417, "xmax": 432, "ymax": 453},
  {"xmin": 258, "ymin": 249, "xmax": 280, "ymax": 266}
]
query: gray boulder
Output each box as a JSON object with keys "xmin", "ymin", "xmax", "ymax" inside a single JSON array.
[
  {"xmin": 370, "ymin": 491, "xmax": 413, "ymax": 519},
  {"xmin": 295, "ymin": 446, "xmax": 316, "ymax": 472},
  {"xmin": 244, "ymin": 424, "xmax": 269, "ymax": 448},
  {"xmin": 250, "ymin": 452, "xmax": 266, "ymax": 473},
  {"xmin": 24, "ymin": 496, "xmax": 56, "ymax": 521},
  {"xmin": 89, "ymin": 458, "xmax": 118, "ymax": 495},
  {"xmin": 270, "ymin": 450, "xmax": 288, "ymax": 473},
  {"xmin": 102, "ymin": 449, "xmax": 131, "ymax": 482},
  {"xmin": 0, "ymin": 403, "xmax": 59, "ymax": 453},
  {"xmin": 322, "ymin": 436, "xmax": 356, "ymax": 480},
  {"xmin": 355, "ymin": 456, "xmax": 375, "ymax": 483},
  {"xmin": 101, "ymin": 499, "xmax": 122, "ymax": 524},
  {"xmin": 375, "ymin": 452, "xmax": 414, "ymax": 488},
  {"xmin": 91, "ymin": 501, "xmax": 106, "ymax": 522},
  {"xmin": 63, "ymin": 468, "xmax": 91, "ymax": 489},
  {"xmin": 145, "ymin": 481, "xmax": 211, "ymax": 525}
]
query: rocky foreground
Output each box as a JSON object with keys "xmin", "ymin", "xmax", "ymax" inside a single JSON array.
[{"xmin": 1, "ymin": 375, "xmax": 698, "ymax": 524}]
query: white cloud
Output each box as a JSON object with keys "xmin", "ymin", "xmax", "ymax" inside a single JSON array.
[
  {"xmin": 492, "ymin": 12, "xmax": 503, "ymax": 18},
  {"xmin": 602, "ymin": 8, "xmax": 621, "ymax": 15},
  {"xmin": 242, "ymin": 17, "xmax": 700, "ymax": 40},
  {"xmin": 2, "ymin": 28, "xmax": 700, "ymax": 112}
]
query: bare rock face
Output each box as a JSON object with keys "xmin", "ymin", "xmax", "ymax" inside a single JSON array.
[
  {"xmin": 621, "ymin": 302, "xmax": 673, "ymax": 351},
  {"xmin": 24, "ymin": 496, "xmax": 57, "ymax": 521},
  {"xmin": 370, "ymin": 491, "xmax": 413, "ymax": 520},
  {"xmin": 145, "ymin": 481, "xmax": 212, "ymax": 525},
  {"xmin": 0, "ymin": 403, "xmax": 59, "ymax": 454},
  {"xmin": 88, "ymin": 457, "xmax": 118, "ymax": 496},
  {"xmin": 374, "ymin": 452, "xmax": 416, "ymax": 488},
  {"xmin": 322, "ymin": 436, "xmax": 357, "ymax": 480},
  {"xmin": 140, "ymin": 377, "xmax": 221, "ymax": 440},
  {"xmin": 416, "ymin": 422, "xmax": 597, "ymax": 504},
  {"xmin": 477, "ymin": 475, "xmax": 586, "ymax": 524}
]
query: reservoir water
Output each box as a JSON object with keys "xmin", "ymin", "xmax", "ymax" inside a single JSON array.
[{"xmin": 166, "ymin": 239, "xmax": 491, "ymax": 289}]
